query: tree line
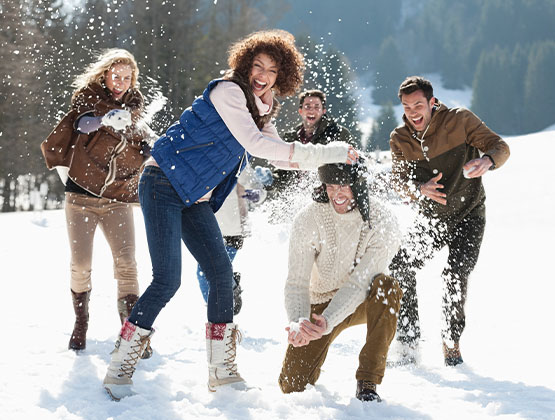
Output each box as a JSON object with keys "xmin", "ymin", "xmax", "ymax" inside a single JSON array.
[
  {"xmin": 0, "ymin": 0, "xmax": 362, "ymax": 212},
  {"xmin": 368, "ymin": 0, "xmax": 555, "ymax": 142}
]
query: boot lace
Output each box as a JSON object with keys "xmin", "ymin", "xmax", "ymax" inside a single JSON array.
[
  {"xmin": 358, "ymin": 380, "xmax": 376, "ymax": 392},
  {"xmin": 223, "ymin": 326, "xmax": 242, "ymax": 376},
  {"xmin": 119, "ymin": 333, "xmax": 151, "ymax": 378},
  {"xmin": 443, "ymin": 342, "xmax": 461, "ymax": 358}
]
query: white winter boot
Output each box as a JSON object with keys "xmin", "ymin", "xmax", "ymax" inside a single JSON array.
[
  {"xmin": 206, "ymin": 322, "xmax": 245, "ymax": 391},
  {"xmin": 103, "ymin": 319, "xmax": 154, "ymax": 401}
]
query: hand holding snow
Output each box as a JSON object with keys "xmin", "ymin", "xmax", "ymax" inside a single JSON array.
[
  {"xmin": 102, "ymin": 109, "xmax": 132, "ymax": 130},
  {"xmin": 288, "ymin": 317, "xmax": 309, "ymax": 334},
  {"xmin": 463, "ymin": 165, "xmax": 474, "ymax": 178}
]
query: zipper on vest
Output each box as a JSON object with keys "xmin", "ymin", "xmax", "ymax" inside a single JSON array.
[
  {"xmin": 177, "ymin": 141, "xmax": 214, "ymax": 153},
  {"xmin": 236, "ymin": 151, "xmax": 247, "ymax": 178}
]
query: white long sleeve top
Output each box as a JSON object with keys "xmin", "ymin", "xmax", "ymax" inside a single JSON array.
[
  {"xmin": 284, "ymin": 197, "xmax": 401, "ymax": 335},
  {"xmin": 210, "ymin": 81, "xmax": 292, "ymax": 161},
  {"xmin": 210, "ymin": 82, "xmax": 350, "ymax": 169}
]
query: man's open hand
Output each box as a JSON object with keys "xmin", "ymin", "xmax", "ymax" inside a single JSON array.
[
  {"xmin": 285, "ymin": 314, "xmax": 328, "ymax": 347},
  {"xmin": 299, "ymin": 314, "xmax": 327, "ymax": 342},
  {"xmin": 420, "ymin": 172, "xmax": 447, "ymax": 205}
]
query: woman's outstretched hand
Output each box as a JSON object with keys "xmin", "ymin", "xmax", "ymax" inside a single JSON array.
[{"xmin": 346, "ymin": 146, "xmax": 359, "ymax": 165}]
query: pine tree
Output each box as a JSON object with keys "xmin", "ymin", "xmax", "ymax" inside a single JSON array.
[
  {"xmin": 366, "ymin": 102, "xmax": 397, "ymax": 152},
  {"xmin": 471, "ymin": 47, "xmax": 512, "ymax": 133},
  {"xmin": 524, "ymin": 40, "xmax": 555, "ymax": 132},
  {"xmin": 371, "ymin": 37, "xmax": 406, "ymax": 106},
  {"xmin": 0, "ymin": 0, "xmax": 63, "ymax": 210}
]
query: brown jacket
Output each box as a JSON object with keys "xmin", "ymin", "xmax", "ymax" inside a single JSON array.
[
  {"xmin": 390, "ymin": 100, "xmax": 510, "ymax": 221},
  {"xmin": 41, "ymin": 83, "xmax": 149, "ymax": 203}
]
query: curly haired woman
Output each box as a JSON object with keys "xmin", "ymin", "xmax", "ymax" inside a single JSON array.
[
  {"xmin": 41, "ymin": 48, "xmax": 154, "ymax": 355},
  {"xmin": 103, "ymin": 30, "xmax": 358, "ymax": 400}
]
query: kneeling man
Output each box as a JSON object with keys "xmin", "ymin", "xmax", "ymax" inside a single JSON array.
[{"xmin": 278, "ymin": 162, "xmax": 402, "ymax": 402}]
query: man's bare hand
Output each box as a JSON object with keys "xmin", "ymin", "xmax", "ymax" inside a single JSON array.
[
  {"xmin": 463, "ymin": 157, "xmax": 493, "ymax": 178},
  {"xmin": 299, "ymin": 314, "xmax": 327, "ymax": 342},
  {"xmin": 346, "ymin": 146, "xmax": 359, "ymax": 165},
  {"xmin": 285, "ymin": 326, "xmax": 309, "ymax": 347},
  {"xmin": 420, "ymin": 172, "xmax": 447, "ymax": 205}
]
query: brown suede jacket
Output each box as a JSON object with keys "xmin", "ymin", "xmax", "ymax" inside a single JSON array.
[
  {"xmin": 41, "ymin": 83, "xmax": 150, "ymax": 203},
  {"xmin": 389, "ymin": 100, "xmax": 510, "ymax": 221}
]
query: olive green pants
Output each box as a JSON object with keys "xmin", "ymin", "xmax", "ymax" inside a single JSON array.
[
  {"xmin": 278, "ymin": 274, "xmax": 401, "ymax": 393},
  {"xmin": 65, "ymin": 192, "xmax": 139, "ymax": 298}
]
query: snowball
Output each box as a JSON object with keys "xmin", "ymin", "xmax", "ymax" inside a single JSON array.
[
  {"xmin": 463, "ymin": 166, "xmax": 473, "ymax": 179},
  {"xmin": 289, "ymin": 317, "xmax": 309, "ymax": 334},
  {"xmin": 102, "ymin": 109, "xmax": 132, "ymax": 130}
]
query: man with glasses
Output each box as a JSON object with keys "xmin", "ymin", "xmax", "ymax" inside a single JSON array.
[
  {"xmin": 270, "ymin": 90, "xmax": 358, "ymax": 195},
  {"xmin": 388, "ymin": 76, "xmax": 510, "ymax": 366}
]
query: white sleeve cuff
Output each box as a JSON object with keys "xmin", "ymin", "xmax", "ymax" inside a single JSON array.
[{"xmin": 291, "ymin": 142, "xmax": 349, "ymax": 169}]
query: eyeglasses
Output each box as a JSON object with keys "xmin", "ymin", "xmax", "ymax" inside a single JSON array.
[{"xmin": 301, "ymin": 104, "xmax": 323, "ymax": 111}]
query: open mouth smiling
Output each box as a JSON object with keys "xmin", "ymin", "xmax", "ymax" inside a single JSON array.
[
  {"xmin": 412, "ymin": 116, "xmax": 423, "ymax": 125},
  {"xmin": 253, "ymin": 79, "xmax": 267, "ymax": 91}
]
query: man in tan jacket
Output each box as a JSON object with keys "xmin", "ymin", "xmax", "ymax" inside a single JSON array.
[
  {"xmin": 389, "ymin": 76, "xmax": 510, "ymax": 366},
  {"xmin": 278, "ymin": 162, "xmax": 402, "ymax": 402}
]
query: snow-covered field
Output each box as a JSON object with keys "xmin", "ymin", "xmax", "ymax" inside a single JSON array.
[{"xmin": 1, "ymin": 129, "xmax": 554, "ymax": 419}]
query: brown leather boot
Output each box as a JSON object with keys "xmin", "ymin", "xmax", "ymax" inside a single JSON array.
[
  {"xmin": 117, "ymin": 294, "xmax": 139, "ymax": 324},
  {"xmin": 117, "ymin": 294, "xmax": 153, "ymax": 359},
  {"xmin": 443, "ymin": 341, "xmax": 464, "ymax": 366},
  {"xmin": 356, "ymin": 380, "xmax": 382, "ymax": 402},
  {"xmin": 69, "ymin": 290, "xmax": 90, "ymax": 351}
]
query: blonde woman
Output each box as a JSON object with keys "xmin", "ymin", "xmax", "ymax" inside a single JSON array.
[{"xmin": 41, "ymin": 48, "xmax": 154, "ymax": 355}]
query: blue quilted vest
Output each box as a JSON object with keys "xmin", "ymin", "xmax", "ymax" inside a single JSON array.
[{"xmin": 151, "ymin": 79, "xmax": 250, "ymax": 212}]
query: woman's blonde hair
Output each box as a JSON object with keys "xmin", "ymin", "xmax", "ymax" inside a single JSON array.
[{"xmin": 72, "ymin": 48, "xmax": 139, "ymax": 99}]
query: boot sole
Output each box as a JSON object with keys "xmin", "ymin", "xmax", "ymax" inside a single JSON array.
[
  {"xmin": 104, "ymin": 383, "xmax": 135, "ymax": 401},
  {"xmin": 207, "ymin": 379, "xmax": 253, "ymax": 392},
  {"xmin": 105, "ymin": 386, "xmax": 122, "ymax": 402}
]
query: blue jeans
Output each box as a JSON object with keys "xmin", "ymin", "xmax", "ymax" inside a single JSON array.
[
  {"xmin": 197, "ymin": 245, "xmax": 237, "ymax": 303},
  {"xmin": 129, "ymin": 166, "xmax": 234, "ymax": 329}
]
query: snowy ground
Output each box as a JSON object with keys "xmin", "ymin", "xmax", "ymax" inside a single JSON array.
[{"xmin": 1, "ymin": 129, "xmax": 555, "ymax": 419}]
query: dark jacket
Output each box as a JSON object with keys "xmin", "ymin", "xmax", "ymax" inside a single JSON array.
[
  {"xmin": 389, "ymin": 99, "xmax": 510, "ymax": 221},
  {"xmin": 41, "ymin": 83, "xmax": 149, "ymax": 203},
  {"xmin": 272, "ymin": 115, "xmax": 356, "ymax": 193}
]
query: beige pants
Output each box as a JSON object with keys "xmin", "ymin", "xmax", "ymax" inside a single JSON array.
[
  {"xmin": 278, "ymin": 274, "xmax": 401, "ymax": 393},
  {"xmin": 65, "ymin": 192, "xmax": 139, "ymax": 298}
]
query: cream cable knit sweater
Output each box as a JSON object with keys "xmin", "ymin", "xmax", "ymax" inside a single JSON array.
[{"xmin": 284, "ymin": 197, "xmax": 401, "ymax": 335}]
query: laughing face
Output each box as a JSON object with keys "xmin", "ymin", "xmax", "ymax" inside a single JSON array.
[
  {"xmin": 104, "ymin": 63, "xmax": 133, "ymax": 101},
  {"xmin": 326, "ymin": 184, "xmax": 356, "ymax": 214},
  {"xmin": 299, "ymin": 96, "xmax": 326, "ymax": 131},
  {"xmin": 401, "ymin": 89, "xmax": 436, "ymax": 133},
  {"xmin": 249, "ymin": 53, "xmax": 278, "ymax": 98}
]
